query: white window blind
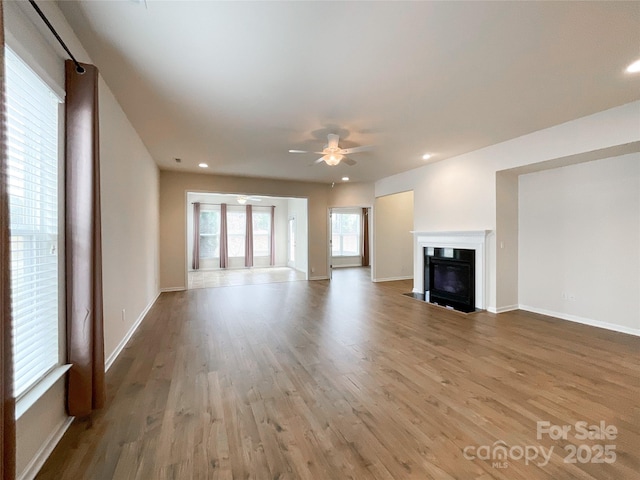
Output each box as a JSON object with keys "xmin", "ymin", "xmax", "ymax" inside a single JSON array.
[
  {"xmin": 253, "ymin": 210, "xmax": 271, "ymax": 257},
  {"xmin": 199, "ymin": 208, "xmax": 220, "ymax": 258},
  {"xmin": 227, "ymin": 208, "xmax": 246, "ymax": 258},
  {"xmin": 332, "ymin": 212, "xmax": 360, "ymax": 256},
  {"xmin": 5, "ymin": 47, "xmax": 61, "ymax": 398}
]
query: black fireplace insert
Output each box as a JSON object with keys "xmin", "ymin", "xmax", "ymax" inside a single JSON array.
[{"xmin": 425, "ymin": 248, "xmax": 475, "ymax": 313}]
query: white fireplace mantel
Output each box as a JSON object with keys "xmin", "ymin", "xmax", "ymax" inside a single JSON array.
[{"xmin": 411, "ymin": 230, "xmax": 492, "ymax": 310}]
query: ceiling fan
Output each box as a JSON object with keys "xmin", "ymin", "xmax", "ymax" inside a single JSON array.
[
  {"xmin": 234, "ymin": 194, "xmax": 262, "ymax": 205},
  {"xmin": 289, "ymin": 133, "xmax": 374, "ymax": 167}
]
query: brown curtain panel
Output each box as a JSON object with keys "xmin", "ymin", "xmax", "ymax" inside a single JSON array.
[
  {"xmin": 192, "ymin": 202, "xmax": 200, "ymax": 270},
  {"xmin": 361, "ymin": 208, "xmax": 370, "ymax": 267},
  {"xmin": 245, "ymin": 205, "xmax": 253, "ymax": 267},
  {"xmin": 65, "ymin": 60, "xmax": 106, "ymax": 417},
  {"xmin": 0, "ymin": 2, "xmax": 17, "ymax": 477},
  {"xmin": 269, "ymin": 206, "xmax": 275, "ymax": 266},
  {"xmin": 220, "ymin": 203, "xmax": 228, "ymax": 268}
]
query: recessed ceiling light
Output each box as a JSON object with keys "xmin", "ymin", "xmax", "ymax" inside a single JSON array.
[
  {"xmin": 626, "ymin": 59, "xmax": 640, "ymax": 73},
  {"xmin": 342, "ymin": 176, "xmax": 349, "ymax": 181},
  {"xmin": 422, "ymin": 153, "xmax": 432, "ymax": 160},
  {"xmin": 198, "ymin": 163, "xmax": 208, "ymax": 168}
]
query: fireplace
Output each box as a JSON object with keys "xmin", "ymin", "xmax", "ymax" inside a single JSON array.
[
  {"xmin": 412, "ymin": 230, "xmax": 490, "ymax": 311},
  {"xmin": 425, "ymin": 248, "xmax": 475, "ymax": 313}
]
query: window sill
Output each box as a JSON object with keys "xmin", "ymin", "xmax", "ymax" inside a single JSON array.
[{"xmin": 15, "ymin": 364, "xmax": 71, "ymax": 420}]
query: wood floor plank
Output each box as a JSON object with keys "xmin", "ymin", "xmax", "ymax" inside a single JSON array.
[{"xmin": 37, "ymin": 267, "xmax": 639, "ymax": 479}]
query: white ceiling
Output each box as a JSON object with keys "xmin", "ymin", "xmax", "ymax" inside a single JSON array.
[{"xmin": 58, "ymin": 1, "xmax": 640, "ymax": 184}]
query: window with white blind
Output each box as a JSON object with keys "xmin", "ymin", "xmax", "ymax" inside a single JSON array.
[
  {"xmin": 253, "ymin": 210, "xmax": 271, "ymax": 257},
  {"xmin": 227, "ymin": 208, "xmax": 246, "ymax": 258},
  {"xmin": 5, "ymin": 47, "xmax": 62, "ymax": 398},
  {"xmin": 332, "ymin": 211, "xmax": 361, "ymax": 257},
  {"xmin": 199, "ymin": 208, "xmax": 220, "ymax": 258}
]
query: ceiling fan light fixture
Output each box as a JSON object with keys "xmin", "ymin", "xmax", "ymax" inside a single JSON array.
[
  {"xmin": 324, "ymin": 153, "xmax": 343, "ymax": 166},
  {"xmin": 626, "ymin": 59, "xmax": 640, "ymax": 73}
]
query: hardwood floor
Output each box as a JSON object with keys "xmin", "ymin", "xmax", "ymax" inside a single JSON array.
[{"xmin": 38, "ymin": 268, "xmax": 639, "ymax": 479}]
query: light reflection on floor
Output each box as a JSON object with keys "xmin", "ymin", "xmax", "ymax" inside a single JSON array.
[{"xmin": 188, "ymin": 266, "xmax": 306, "ymax": 289}]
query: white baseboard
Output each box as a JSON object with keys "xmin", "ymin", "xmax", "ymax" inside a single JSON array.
[
  {"xmin": 309, "ymin": 275, "xmax": 330, "ymax": 281},
  {"xmin": 160, "ymin": 286, "xmax": 185, "ymax": 292},
  {"xmin": 519, "ymin": 304, "xmax": 640, "ymax": 337},
  {"xmin": 18, "ymin": 416, "xmax": 74, "ymax": 480},
  {"xmin": 373, "ymin": 275, "xmax": 413, "ymax": 282},
  {"xmin": 105, "ymin": 291, "xmax": 161, "ymax": 371},
  {"xmin": 488, "ymin": 304, "xmax": 519, "ymax": 314},
  {"xmin": 412, "ymin": 287, "xmax": 422, "ymax": 294}
]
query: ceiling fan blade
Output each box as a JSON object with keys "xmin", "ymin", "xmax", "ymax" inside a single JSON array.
[
  {"xmin": 313, "ymin": 157, "xmax": 326, "ymax": 165},
  {"xmin": 340, "ymin": 145, "xmax": 374, "ymax": 154},
  {"xmin": 290, "ymin": 149, "xmax": 325, "ymax": 155},
  {"xmin": 327, "ymin": 133, "xmax": 340, "ymax": 149},
  {"xmin": 343, "ymin": 157, "xmax": 357, "ymax": 166}
]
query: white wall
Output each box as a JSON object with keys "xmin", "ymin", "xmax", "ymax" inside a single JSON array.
[
  {"xmin": 495, "ymin": 171, "xmax": 519, "ymax": 310},
  {"xmin": 375, "ymin": 101, "xmax": 640, "ymax": 312},
  {"xmin": 373, "ymin": 191, "xmax": 414, "ymax": 281},
  {"xmin": 99, "ymin": 82, "xmax": 160, "ymax": 363},
  {"xmin": 518, "ymin": 154, "xmax": 640, "ymax": 334},
  {"xmin": 329, "ymin": 182, "xmax": 374, "ymax": 207},
  {"xmin": 6, "ymin": 2, "xmax": 160, "ymax": 478}
]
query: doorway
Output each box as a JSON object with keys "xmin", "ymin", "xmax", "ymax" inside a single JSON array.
[
  {"xmin": 186, "ymin": 192, "xmax": 309, "ymax": 288},
  {"xmin": 328, "ymin": 206, "xmax": 372, "ymax": 280},
  {"xmin": 372, "ymin": 191, "xmax": 413, "ymax": 282}
]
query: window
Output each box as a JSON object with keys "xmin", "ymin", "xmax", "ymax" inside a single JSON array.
[
  {"xmin": 5, "ymin": 47, "xmax": 62, "ymax": 397},
  {"xmin": 332, "ymin": 212, "xmax": 360, "ymax": 257},
  {"xmin": 253, "ymin": 210, "xmax": 271, "ymax": 257},
  {"xmin": 288, "ymin": 217, "xmax": 295, "ymax": 263},
  {"xmin": 227, "ymin": 208, "xmax": 246, "ymax": 257},
  {"xmin": 199, "ymin": 209, "xmax": 220, "ymax": 258}
]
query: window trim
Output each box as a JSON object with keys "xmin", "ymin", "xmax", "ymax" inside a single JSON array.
[
  {"xmin": 332, "ymin": 211, "xmax": 361, "ymax": 257},
  {"xmin": 15, "ymin": 365, "xmax": 71, "ymax": 419}
]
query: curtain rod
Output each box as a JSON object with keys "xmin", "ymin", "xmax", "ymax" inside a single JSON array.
[
  {"xmin": 192, "ymin": 202, "xmax": 275, "ymax": 207},
  {"xmin": 28, "ymin": 0, "xmax": 86, "ymax": 74}
]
